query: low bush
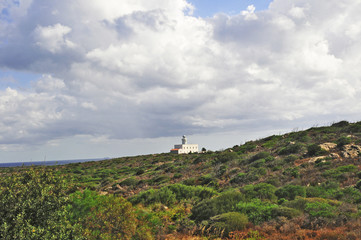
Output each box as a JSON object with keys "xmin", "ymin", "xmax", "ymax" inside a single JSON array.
[
  {"xmin": 249, "ymin": 152, "xmax": 271, "ymax": 163},
  {"xmin": 129, "ymin": 184, "xmax": 217, "ymax": 206},
  {"xmin": 271, "ymin": 206, "xmax": 302, "ymax": 219},
  {"xmin": 197, "ymin": 174, "xmax": 218, "ymax": 187},
  {"xmin": 191, "ymin": 191, "xmax": 244, "ymax": 222},
  {"xmin": 250, "ymin": 159, "xmax": 266, "ymax": 168},
  {"xmin": 230, "ymin": 168, "xmax": 267, "ymax": 185},
  {"xmin": 214, "ymin": 152, "xmax": 238, "ymax": 164},
  {"xmin": 282, "ymin": 167, "xmax": 300, "ymax": 178},
  {"xmin": 0, "ymin": 168, "xmax": 78, "ymax": 239},
  {"xmin": 336, "ymin": 136, "xmax": 351, "ymax": 149},
  {"xmin": 322, "ymin": 165, "xmax": 357, "ymax": 179},
  {"xmin": 279, "ymin": 143, "xmax": 303, "ymax": 155},
  {"xmin": 119, "ymin": 177, "xmax": 139, "ymax": 187},
  {"xmin": 207, "ymin": 212, "xmax": 248, "ymax": 237},
  {"xmin": 241, "ymin": 183, "xmax": 277, "ymax": 201},
  {"xmin": 284, "ymin": 155, "xmax": 298, "ymax": 163},
  {"xmin": 305, "ymin": 201, "xmax": 337, "ymax": 218},
  {"xmin": 307, "ymin": 144, "xmax": 327, "ymax": 157},
  {"xmin": 81, "ymin": 195, "xmax": 154, "ymax": 240},
  {"xmin": 276, "ymin": 185, "xmax": 306, "ymax": 200},
  {"xmin": 236, "ymin": 199, "xmax": 278, "ymax": 225}
]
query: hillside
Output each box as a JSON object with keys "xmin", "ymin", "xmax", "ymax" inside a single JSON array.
[{"xmin": 1, "ymin": 120, "xmax": 361, "ymax": 239}]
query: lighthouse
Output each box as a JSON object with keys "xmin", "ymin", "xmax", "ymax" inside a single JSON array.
[
  {"xmin": 170, "ymin": 135, "xmax": 199, "ymax": 154},
  {"xmin": 182, "ymin": 135, "xmax": 187, "ymax": 144}
]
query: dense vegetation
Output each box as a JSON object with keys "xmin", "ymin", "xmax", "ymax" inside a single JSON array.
[{"xmin": 2, "ymin": 120, "xmax": 361, "ymax": 239}]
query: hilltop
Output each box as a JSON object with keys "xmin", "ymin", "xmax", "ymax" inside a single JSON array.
[{"xmin": 1, "ymin": 120, "xmax": 361, "ymax": 239}]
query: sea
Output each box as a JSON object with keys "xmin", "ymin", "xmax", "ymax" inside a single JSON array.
[{"xmin": 0, "ymin": 158, "xmax": 109, "ymax": 168}]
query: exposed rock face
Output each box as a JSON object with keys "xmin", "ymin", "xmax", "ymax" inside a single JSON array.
[
  {"xmin": 342, "ymin": 144, "xmax": 361, "ymax": 158},
  {"xmin": 308, "ymin": 156, "xmax": 326, "ymax": 163},
  {"xmin": 319, "ymin": 143, "xmax": 337, "ymax": 151},
  {"xmin": 329, "ymin": 153, "xmax": 340, "ymax": 159}
]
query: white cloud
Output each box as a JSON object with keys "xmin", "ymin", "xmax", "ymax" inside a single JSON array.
[
  {"xmin": 33, "ymin": 24, "xmax": 75, "ymax": 53},
  {"xmin": 241, "ymin": 5, "xmax": 258, "ymax": 20},
  {"xmin": 1, "ymin": 0, "xmax": 361, "ymax": 155}
]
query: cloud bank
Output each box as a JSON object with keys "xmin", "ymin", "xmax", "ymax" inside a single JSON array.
[{"xmin": 1, "ymin": 0, "xmax": 361, "ymax": 151}]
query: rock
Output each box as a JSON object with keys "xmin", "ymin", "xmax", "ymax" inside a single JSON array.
[
  {"xmin": 342, "ymin": 144, "xmax": 361, "ymax": 158},
  {"xmin": 308, "ymin": 156, "xmax": 326, "ymax": 163},
  {"xmin": 319, "ymin": 143, "xmax": 337, "ymax": 151},
  {"xmin": 328, "ymin": 153, "xmax": 340, "ymax": 159}
]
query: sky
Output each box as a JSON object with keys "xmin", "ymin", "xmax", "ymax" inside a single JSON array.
[{"xmin": 1, "ymin": 0, "xmax": 361, "ymax": 163}]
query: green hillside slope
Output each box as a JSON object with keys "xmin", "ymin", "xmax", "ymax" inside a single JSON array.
[{"xmin": 1, "ymin": 120, "xmax": 361, "ymax": 239}]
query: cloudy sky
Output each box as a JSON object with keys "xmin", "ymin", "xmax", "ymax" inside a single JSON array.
[{"xmin": 1, "ymin": 0, "xmax": 361, "ymax": 162}]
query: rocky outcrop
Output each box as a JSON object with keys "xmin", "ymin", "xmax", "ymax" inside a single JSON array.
[
  {"xmin": 319, "ymin": 143, "xmax": 337, "ymax": 151},
  {"xmin": 329, "ymin": 153, "xmax": 340, "ymax": 159},
  {"xmin": 308, "ymin": 156, "xmax": 326, "ymax": 163},
  {"xmin": 342, "ymin": 144, "xmax": 361, "ymax": 158}
]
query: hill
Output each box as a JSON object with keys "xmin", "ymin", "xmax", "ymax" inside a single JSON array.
[{"xmin": 1, "ymin": 120, "xmax": 361, "ymax": 239}]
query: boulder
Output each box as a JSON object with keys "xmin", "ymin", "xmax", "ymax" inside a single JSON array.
[
  {"xmin": 342, "ymin": 144, "xmax": 361, "ymax": 158},
  {"xmin": 308, "ymin": 156, "xmax": 326, "ymax": 163},
  {"xmin": 319, "ymin": 143, "xmax": 337, "ymax": 151},
  {"xmin": 329, "ymin": 153, "xmax": 340, "ymax": 159}
]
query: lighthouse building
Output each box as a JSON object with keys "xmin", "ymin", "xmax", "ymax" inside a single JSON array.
[{"xmin": 170, "ymin": 136, "xmax": 199, "ymax": 154}]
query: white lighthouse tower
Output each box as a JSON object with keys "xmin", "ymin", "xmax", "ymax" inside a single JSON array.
[
  {"xmin": 182, "ymin": 135, "xmax": 187, "ymax": 144},
  {"xmin": 170, "ymin": 135, "xmax": 198, "ymax": 154}
]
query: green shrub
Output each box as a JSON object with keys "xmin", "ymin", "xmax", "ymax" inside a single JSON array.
[
  {"xmin": 249, "ymin": 152, "xmax": 270, "ymax": 163},
  {"xmin": 261, "ymin": 135, "xmax": 281, "ymax": 148},
  {"xmin": 0, "ymin": 168, "xmax": 78, "ymax": 240},
  {"xmin": 193, "ymin": 156, "xmax": 208, "ymax": 164},
  {"xmin": 331, "ymin": 120, "xmax": 349, "ymax": 128},
  {"xmin": 81, "ymin": 195, "xmax": 154, "ymax": 240},
  {"xmin": 215, "ymin": 152, "xmax": 238, "ymax": 164},
  {"xmin": 129, "ymin": 188, "xmax": 175, "ymax": 206},
  {"xmin": 271, "ymin": 206, "xmax": 302, "ymax": 219},
  {"xmin": 283, "ymin": 197, "xmax": 341, "ymax": 213},
  {"xmin": 183, "ymin": 178, "xmax": 196, "ymax": 186},
  {"xmin": 150, "ymin": 175, "xmax": 170, "ymax": 185},
  {"xmin": 236, "ymin": 199, "xmax": 278, "ymax": 225},
  {"xmin": 236, "ymin": 142, "xmax": 257, "ymax": 153},
  {"xmin": 340, "ymin": 187, "xmax": 361, "ymax": 204},
  {"xmin": 136, "ymin": 169, "xmax": 145, "ymax": 175},
  {"xmin": 284, "ymin": 155, "xmax": 298, "ymax": 163},
  {"xmin": 282, "ymin": 167, "xmax": 300, "ymax": 178},
  {"xmin": 241, "ymin": 183, "xmax": 277, "ymax": 201},
  {"xmin": 305, "ymin": 201, "xmax": 337, "ymax": 218},
  {"xmin": 336, "ymin": 136, "xmax": 351, "ymax": 149},
  {"xmin": 197, "ymin": 174, "xmax": 218, "ymax": 187},
  {"xmin": 166, "ymin": 184, "xmax": 217, "ymax": 201},
  {"xmin": 306, "ymin": 182, "xmax": 340, "ymax": 199},
  {"xmin": 230, "ymin": 173, "xmax": 247, "ymax": 184},
  {"xmin": 119, "ymin": 177, "xmax": 139, "ymax": 187},
  {"xmin": 69, "ymin": 189, "xmax": 105, "ymax": 222},
  {"xmin": 129, "ymin": 184, "xmax": 216, "ymax": 206},
  {"xmin": 216, "ymin": 165, "xmax": 228, "ymax": 177},
  {"xmin": 279, "ymin": 143, "xmax": 303, "ymax": 155},
  {"xmin": 355, "ymin": 180, "xmax": 361, "ymax": 190},
  {"xmin": 173, "ymin": 173, "xmax": 183, "ymax": 179},
  {"xmin": 250, "ymin": 159, "xmax": 266, "ymax": 168},
  {"xmin": 207, "ymin": 212, "xmax": 248, "ymax": 237},
  {"xmin": 191, "ymin": 191, "xmax": 244, "ymax": 222},
  {"xmin": 322, "ymin": 165, "xmax": 357, "ymax": 179},
  {"xmin": 230, "ymin": 168, "xmax": 266, "ymax": 185},
  {"xmin": 307, "ymin": 144, "xmax": 327, "ymax": 156},
  {"xmin": 276, "ymin": 185, "xmax": 306, "ymax": 200}
]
